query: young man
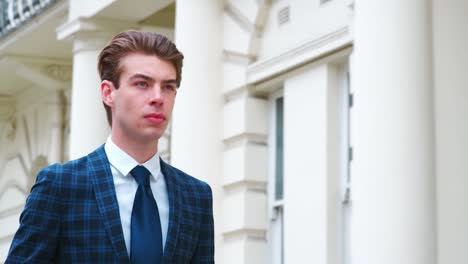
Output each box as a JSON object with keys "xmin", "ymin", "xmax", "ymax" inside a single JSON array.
[{"xmin": 6, "ymin": 31, "xmax": 214, "ymax": 263}]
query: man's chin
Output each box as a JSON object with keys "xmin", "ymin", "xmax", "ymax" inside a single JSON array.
[{"xmin": 140, "ymin": 131, "xmax": 164, "ymax": 142}]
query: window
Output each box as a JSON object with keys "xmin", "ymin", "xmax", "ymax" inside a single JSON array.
[
  {"xmin": 339, "ymin": 64, "xmax": 352, "ymax": 264},
  {"xmin": 268, "ymin": 90, "xmax": 284, "ymax": 264},
  {"xmin": 275, "ymin": 96, "xmax": 284, "ymax": 201}
]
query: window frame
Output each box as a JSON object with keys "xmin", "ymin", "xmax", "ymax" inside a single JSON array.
[{"xmin": 267, "ymin": 88, "xmax": 285, "ymax": 264}]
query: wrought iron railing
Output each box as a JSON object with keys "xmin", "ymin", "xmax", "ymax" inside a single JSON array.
[{"xmin": 0, "ymin": 0, "xmax": 58, "ymax": 38}]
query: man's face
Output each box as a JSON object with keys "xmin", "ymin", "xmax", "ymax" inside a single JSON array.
[{"xmin": 102, "ymin": 52, "xmax": 177, "ymax": 145}]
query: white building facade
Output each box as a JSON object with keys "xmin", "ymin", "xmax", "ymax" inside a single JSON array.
[{"xmin": 0, "ymin": 0, "xmax": 467, "ymax": 263}]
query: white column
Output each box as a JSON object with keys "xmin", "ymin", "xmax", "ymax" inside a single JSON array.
[
  {"xmin": 432, "ymin": 0, "xmax": 468, "ymax": 263},
  {"xmin": 352, "ymin": 1, "xmax": 436, "ymax": 264},
  {"xmin": 67, "ymin": 34, "xmax": 111, "ymax": 159},
  {"xmin": 57, "ymin": 18, "xmax": 120, "ymax": 160},
  {"xmin": 172, "ymin": 0, "xmax": 223, "ymax": 260}
]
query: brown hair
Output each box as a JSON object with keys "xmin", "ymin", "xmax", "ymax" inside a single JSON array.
[{"xmin": 98, "ymin": 30, "xmax": 184, "ymax": 125}]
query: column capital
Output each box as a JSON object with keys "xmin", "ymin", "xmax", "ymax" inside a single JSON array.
[{"xmin": 56, "ymin": 17, "xmax": 137, "ymax": 53}]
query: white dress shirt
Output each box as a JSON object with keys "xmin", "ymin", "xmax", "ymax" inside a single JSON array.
[{"xmin": 104, "ymin": 137, "xmax": 169, "ymax": 257}]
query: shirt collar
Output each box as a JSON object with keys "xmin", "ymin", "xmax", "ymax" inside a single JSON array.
[{"xmin": 104, "ymin": 136, "xmax": 161, "ymax": 181}]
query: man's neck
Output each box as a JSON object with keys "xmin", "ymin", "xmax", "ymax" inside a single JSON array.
[{"xmin": 110, "ymin": 133, "xmax": 158, "ymax": 164}]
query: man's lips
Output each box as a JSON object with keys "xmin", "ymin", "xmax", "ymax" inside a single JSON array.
[{"xmin": 144, "ymin": 113, "xmax": 166, "ymax": 124}]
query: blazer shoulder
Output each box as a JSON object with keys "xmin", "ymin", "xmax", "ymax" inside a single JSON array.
[
  {"xmin": 39, "ymin": 155, "xmax": 89, "ymax": 177},
  {"xmin": 36, "ymin": 146, "xmax": 106, "ymax": 184}
]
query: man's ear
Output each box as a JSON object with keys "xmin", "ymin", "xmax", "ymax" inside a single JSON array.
[{"xmin": 101, "ymin": 80, "xmax": 115, "ymax": 107}]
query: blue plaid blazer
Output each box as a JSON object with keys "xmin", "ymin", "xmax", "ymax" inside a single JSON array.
[{"xmin": 6, "ymin": 145, "xmax": 214, "ymax": 263}]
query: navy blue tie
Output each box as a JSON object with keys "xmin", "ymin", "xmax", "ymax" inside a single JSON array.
[{"xmin": 130, "ymin": 165, "xmax": 163, "ymax": 264}]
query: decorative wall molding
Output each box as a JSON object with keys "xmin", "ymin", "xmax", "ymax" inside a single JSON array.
[
  {"xmin": 5, "ymin": 116, "xmax": 16, "ymax": 142},
  {"xmin": 246, "ymin": 26, "xmax": 352, "ymax": 84},
  {"xmin": 41, "ymin": 64, "xmax": 72, "ymax": 82},
  {"xmin": 222, "ymin": 179, "xmax": 267, "ymax": 193},
  {"xmin": 221, "ymin": 3, "xmax": 273, "ymax": 260},
  {"xmin": 56, "ymin": 17, "xmax": 137, "ymax": 41},
  {"xmin": 249, "ymin": 0, "xmax": 271, "ymax": 57},
  {"xmin": 0, "ymin": 97, "xmax": 63, "ymax": 235},
  {"xmin": 56, "ymin": 17, "xmax": 138, "ymax": 53},
  {"xmin": 223, "ymin": 0, "xmax": 272, "ymax": 61},
  {"xmin": 223, "ymin": 132, "xmax": 268, "ymax": 148},
  {"xmin": 223, "ymin": 50, "xmax": 254, "ymax": 66},
  {"xmin": 222, "ymin": 1, "xmax": 272, "ymax": 99},
  {"xmin": 13, "ymin": 86, "xmax": 61, "ymax": 117},
  {"xmin": 0, "ymin": 180, "xmax": 28, "ymax": 198},
  {"xmin": 224, "ymin": 3, "xmax": 252, "ymax": 32},
  {"xmin": 0, "ymin": 181, "xmax": 28, "ymax": 216},
  {"xmin": 30, "ymin": 155, "xmax": 48, "ymax": 187},
  {"xmin": 70, "ymin": 35, "xmax": 111, "ymax": 53},
  {"xmin": 0, "ymin": 55, "xmax": 71, "ymax": 90},
  {"xmin": 56, "ymin": 16, "xmax": 138, "ymax": 54},
  {"xmin": 0, "ymin": 96, "xmax": 15, "ymax": 119},
  {"xmin": 222, "ymin": 228, "xmax": 266, "ymax": 240}
]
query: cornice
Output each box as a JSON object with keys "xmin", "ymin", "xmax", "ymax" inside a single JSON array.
[
  {"xmin": 56, "ymin": 17, "xmax": 138, "ymax": 42},
  {"xmin": 0, "ymin": 55, "xmax": 71, "ymax": 89},
  {"xmin": 246, "ymin": 26, "xmax": 352, "ymax": 84}
]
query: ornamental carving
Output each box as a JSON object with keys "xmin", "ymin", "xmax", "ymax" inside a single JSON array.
[
  {"xmin": 30, "ymin": 155, "xmax": 49, "ymax": 187},
  {"xmin": 5, "ymin": 116, "xmax": 17, "ymax": 142},
  {"xmin": 41, "ymin": 64, "xmax": 72, "ymax": 82}
]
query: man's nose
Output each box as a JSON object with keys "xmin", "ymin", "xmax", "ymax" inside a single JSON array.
[{"xmin": 149, "ymin": 85, "xmax": 164, "ymax": 105}]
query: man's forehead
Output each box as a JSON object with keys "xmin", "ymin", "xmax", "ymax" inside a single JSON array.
[
  {"xmin": 118, "ymin": 53, "xmax": 176, "ymax": 76},
  {"xmin": 120, "ymin": 52, "xmax": 170, "ymax": 65}
]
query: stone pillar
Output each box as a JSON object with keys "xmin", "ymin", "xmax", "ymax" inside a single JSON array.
[
  {"xmin": 351, "ymin": 1, "xmax": 436, "ymax": 264},
  {"xmin": 432, "ymin": 0, "xmax": 468, "ymax": 263},
  {"xmin": 68, "ymin": 34, "xmax": 110, "ymax": 159},
  {"xmin": 57, "ymin": 20, "xmax": 118, "ymax": 159},
  {"xmin": 172, "ymin": 0, "xmax": 223, "ymax": 261}
]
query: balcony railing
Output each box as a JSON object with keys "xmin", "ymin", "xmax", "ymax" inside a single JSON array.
[{"xmin": 0, "ymin": 0, "xmax": 57, "ymax": 38}]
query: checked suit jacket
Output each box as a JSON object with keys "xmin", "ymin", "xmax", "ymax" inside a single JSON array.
[{"xmin": 6, "ymin": 145, "xmax": 214, "ymax": 263}]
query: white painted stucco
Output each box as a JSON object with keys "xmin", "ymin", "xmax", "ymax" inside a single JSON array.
[{"xmin": 0, "ymin": 0, "xmax": 467, "ymax": 263}]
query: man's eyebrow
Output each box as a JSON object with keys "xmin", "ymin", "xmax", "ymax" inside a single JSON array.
[
  {"xmin": 129, "ymin": 74, "xmax": 155, "ymax": 82},
  {"xmin": 129, "ymin": 74, "xmax": 176, "ymax": 84},
  {"xmin": 161, "ymin": 79, "xmax": 177, "ymax": 84}
]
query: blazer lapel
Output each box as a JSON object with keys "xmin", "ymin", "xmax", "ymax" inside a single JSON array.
[
  {"xmin": 88, "ymin": 146, "xmax": 130, "ymax": 263},
  {"xmin": 161, "ymin": 159, "xmax": 183, "ymax": 262}
]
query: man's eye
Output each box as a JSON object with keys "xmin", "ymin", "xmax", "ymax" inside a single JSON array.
[
  {"xmin": 136, "ymin": 82, "xmax": 148, "ymax": 88},
  {"xmin": 164, "ymin": 85, "xmax": 175, "ymax": 91}
]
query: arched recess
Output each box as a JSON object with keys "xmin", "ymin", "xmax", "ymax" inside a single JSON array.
[{"xmin": 222, "ymin": 0, "xmax": 271, "ymax": 95}]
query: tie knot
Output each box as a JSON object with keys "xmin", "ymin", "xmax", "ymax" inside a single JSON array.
[{"xmin": 131, "ymin": 165, "xmax": 151, "ymax": 186}]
